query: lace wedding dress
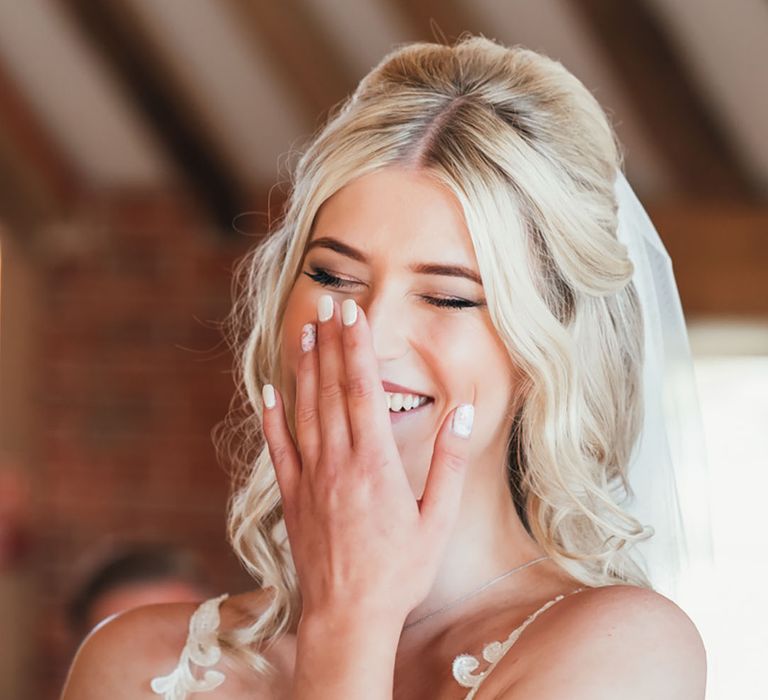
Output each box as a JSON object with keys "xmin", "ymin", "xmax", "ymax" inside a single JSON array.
[{"xmin": 150, "ymin": 588, "xmax": 585, "ymax": 699}]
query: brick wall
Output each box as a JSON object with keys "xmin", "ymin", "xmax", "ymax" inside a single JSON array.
[{"xmin": 13, "ymin": 193, "xmax": 263, "ymax": 697}]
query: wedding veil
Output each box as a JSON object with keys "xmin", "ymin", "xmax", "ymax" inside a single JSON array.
[{"xmin": 613, "ymin": 171, "xmax": 716, "ymax": 605}]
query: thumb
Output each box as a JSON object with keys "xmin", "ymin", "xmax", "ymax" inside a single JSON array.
[{"xmin": 419, "ymin": 403, "xmax": 474, "ymax": 534}]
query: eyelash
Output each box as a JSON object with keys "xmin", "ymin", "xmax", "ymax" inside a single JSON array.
[{"xmin": 303, "ymin": 267, "xmax": 482, "ymax": 310}]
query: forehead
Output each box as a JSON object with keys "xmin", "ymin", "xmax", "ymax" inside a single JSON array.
[{"xmin": 310, "ymin": 167, "xmax": 477, "ymax": 265}]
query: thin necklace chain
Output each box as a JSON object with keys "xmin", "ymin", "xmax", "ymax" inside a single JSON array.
[{"xmin": 402, "ymin": 555, "xmax": 550, "ymax": 631}]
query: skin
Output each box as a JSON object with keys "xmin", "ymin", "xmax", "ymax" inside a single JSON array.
[
  {"xmin": 81, "ymin": 579, "xmax": 208, "ymax": 634},
  {"xmin": 59, "ymin": 165, "xmax": 706, "ymax": 699},
  {"xmin": 275, "ymin": 166, "xmax": 555, "ymax": 626},
  {"xmin": 265, "ymin": 165, "xmax": 583, "ymax": 697}
]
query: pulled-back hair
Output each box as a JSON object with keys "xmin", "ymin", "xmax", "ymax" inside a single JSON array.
[{"xmin": 214, "ymin": 35, "xmax": 652, "ymax": 674}]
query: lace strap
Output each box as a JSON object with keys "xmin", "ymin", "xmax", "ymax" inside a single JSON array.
[
  {"xmin": 150, "ymin": 593, "xmax": 229, "ymax": 700},
  {"xmin": 452, "ymin": 587, "xmax": 586, "ymax": 699}
]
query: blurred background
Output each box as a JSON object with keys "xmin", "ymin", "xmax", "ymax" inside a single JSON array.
[{"xmin": 0, "ymin": 1, "xmax": 765, "ymax": 698}]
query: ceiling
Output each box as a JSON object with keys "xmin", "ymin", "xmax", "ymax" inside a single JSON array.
[{"xmin": 0, "ymin": 0, "xmax": 766, "ymax": 230}]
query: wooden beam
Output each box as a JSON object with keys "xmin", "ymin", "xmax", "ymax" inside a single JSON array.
[
  {"xmin": 0, "ymin": 133, "xmax": 51, "ymax": 233},
  {"xmin": 385, "ymin": 0, "xmax": 482, "ymax": 45},
  {"xmin": 223, "ymin": 0, "xmax": 357, "ymax": 126},
  {"xmin": 58, "ymin": 0, "xmax": 249, "ymax": 231},
  {"xmin": 648, "ymin": 201, "xmax": 768, "ymax": 316},
  {"xmin": 0, "ymin": 59, "xmax": 79, "ymax": 232},
  {"xmin": 568, "ymin": 0, "xmax": 758, "ymax": 200}
]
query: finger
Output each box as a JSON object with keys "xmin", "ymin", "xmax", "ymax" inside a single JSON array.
[
  {"xmin": 339, "ymin": 299, "xmax": 391, "ymax": 451},
  {"xmin": 315, "ymin": 294, "xmax": 351, "ymax": 453},
  {"xmin": 419, "ymin": 403, "xmax": 474, "ymax": 537},
  {"xmin": 261, "ymin": 383, "xmax": 301, "ymax": 524},
  {"xmin": 294, "ymin": 322, "xmax": 321, "ymax": 469}
]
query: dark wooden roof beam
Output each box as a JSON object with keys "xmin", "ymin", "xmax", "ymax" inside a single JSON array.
[
  {"xmin": 0, "ymin": 59, "xmax": 79, "ymax": 233},
  {"xmin": 567, "ymin": 0, "xmax": 759, "ymax": 200},
  {"xmin": 224, "ymin": 0, "xmax": 358, "ymax": 128},
  {"xmin": 58, "ymin": 0, "xmax": 250, "ymax": 232}
]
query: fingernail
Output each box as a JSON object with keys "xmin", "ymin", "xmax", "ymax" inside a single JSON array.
[
  {"xmin": 317, "ymin": 294, "xmax": 333, "ymax": 322},
  {"xmin": 262, "ymin": 383, "xmax": 276, "ymax": 409},
  {"xmin": 300, "ymin": 323, "xmax": 316, "ymax": 352},
  {"xmin": 341, "ymin": 298, "xmax": 357, "ymax": 326},
  {"xmin": 451, "ymin": 404, "xmax": 474, "ymax": 438}
]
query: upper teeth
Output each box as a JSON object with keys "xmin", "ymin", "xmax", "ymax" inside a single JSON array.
[{"xmin": 385, "ymin": 392, "xmax": 430, "ymax": 412}]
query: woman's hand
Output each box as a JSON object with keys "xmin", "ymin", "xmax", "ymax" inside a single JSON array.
[{"xmin": 261, "ymin": 294, "xmax": 475, "ymax": 623}]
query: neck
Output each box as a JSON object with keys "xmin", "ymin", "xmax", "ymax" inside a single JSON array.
[{"xmin": 403, "ymin": 466, "xmax": 547, "ymax": 634}]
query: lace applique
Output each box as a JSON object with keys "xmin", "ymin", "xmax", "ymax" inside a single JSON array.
[
  {"xmin": 150, "ymin": 593, "xmax": 229, "ymax": 700},
  {"xmin": 452, "ymin": 588, "xmax": 585, "ymax": 698}
]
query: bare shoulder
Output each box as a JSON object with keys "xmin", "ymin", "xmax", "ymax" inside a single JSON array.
[
  {"xmin": 60, "ymin": 598, "xmax": 202, "ymax": 699},
  {"xmin": 60, "ymin": 588, "xmax": 291, "ymax": 700},
  {"xmin": 496, "ymin": 584, "xmax": 707, "ymax": 699}
]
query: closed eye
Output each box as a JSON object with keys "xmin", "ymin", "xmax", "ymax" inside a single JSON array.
[{"xmin": 302, "ymin": 267, "xmax": 483, "ymax": 310}]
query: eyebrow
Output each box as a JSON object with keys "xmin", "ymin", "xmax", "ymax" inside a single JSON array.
[{"xmin": 305, "ymin": 236, "xmax": 483, "ymax": 286}]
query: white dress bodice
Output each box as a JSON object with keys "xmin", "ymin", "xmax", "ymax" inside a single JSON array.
[{"xmin": 150, "ymin": 588, "xmax": 585, "ymax": 699}]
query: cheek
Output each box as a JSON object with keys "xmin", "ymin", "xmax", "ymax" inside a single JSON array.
[
  {"xmin": 425, "ymin": 317, "xmax": 520, "ymax": 419},
  {"xmin": 424, "ymin": 316, "xmax": 510, "ymax": 383}
]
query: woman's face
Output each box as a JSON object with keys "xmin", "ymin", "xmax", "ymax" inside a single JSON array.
[{"xmin": 279, "ymin": 166, "xmax": 522, "ymax": 498}]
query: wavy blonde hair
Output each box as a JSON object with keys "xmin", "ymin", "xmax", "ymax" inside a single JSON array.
[{"xmin": 213, "ymin": 35, "xmax": 653, "ymax": 673}]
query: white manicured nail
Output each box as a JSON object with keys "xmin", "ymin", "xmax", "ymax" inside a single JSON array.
[
  {"xmin": 262, "ymin": 383, "xmax": 276, "ymax": 409},
  {"xmin": 451, "ymin": 404, "xmax": 474, "ymax": 438},
  {"xmin": 341, "ymin": 298, "xmax": 357, "ymax": 326},
  {"xmin": 301, "ymin": 323, "xmax": 316, "ymax": 352},
  {"xmin": 317, "ymin": 294, "xmax": 333, "ymax": 322}
]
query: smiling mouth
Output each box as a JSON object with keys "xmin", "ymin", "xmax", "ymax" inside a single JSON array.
[{"xmin": 387, "ymin": 396, "xmax": 434, "ymax": 413}]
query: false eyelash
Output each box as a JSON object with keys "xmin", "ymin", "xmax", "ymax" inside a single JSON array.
[{"xmin": 302, "ymin": 268, "xmax": 482, "ymax": 310}]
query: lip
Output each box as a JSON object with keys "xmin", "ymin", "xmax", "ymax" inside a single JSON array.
[{"xmin": 381, "ymin": 380, "xmax": 432, "ymax": 398}]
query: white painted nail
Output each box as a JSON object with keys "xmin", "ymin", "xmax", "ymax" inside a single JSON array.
[
  {"xmin": 451, "ymin": 404, "xmax": 474, "ymax": 438},
  {"xmin": 300, "ymin": 323, "xmax": 316, "ymax": 352},
  {"xmin": 262, "ymin": 383, "xmax": 276, "ymax": 409},
  {"xmin": 341, "ymin": 298, "xmax": 357, "ymax": 326},
  {"xmin": 317, "ymin": 294, "xmax": 333, "ymax": 322}
]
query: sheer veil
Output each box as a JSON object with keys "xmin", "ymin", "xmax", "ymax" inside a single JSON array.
[{"xmin": 614, "ymin": 171, "xmax": 716, "ymax": 610}]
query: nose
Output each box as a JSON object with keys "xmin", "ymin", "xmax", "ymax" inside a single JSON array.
[{"xmin": 359, "ymin": 292, "xmax": 410, "ymax": 362}]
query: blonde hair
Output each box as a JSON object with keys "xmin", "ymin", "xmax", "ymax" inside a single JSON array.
[{"xmin": 214, "ymin": 35, "xmax": 653, "ymax": 673}]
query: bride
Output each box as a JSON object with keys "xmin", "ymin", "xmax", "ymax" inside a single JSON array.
[{"xmin": 61, "ymin": 36, "xmax": 706, "ymax": 699}]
